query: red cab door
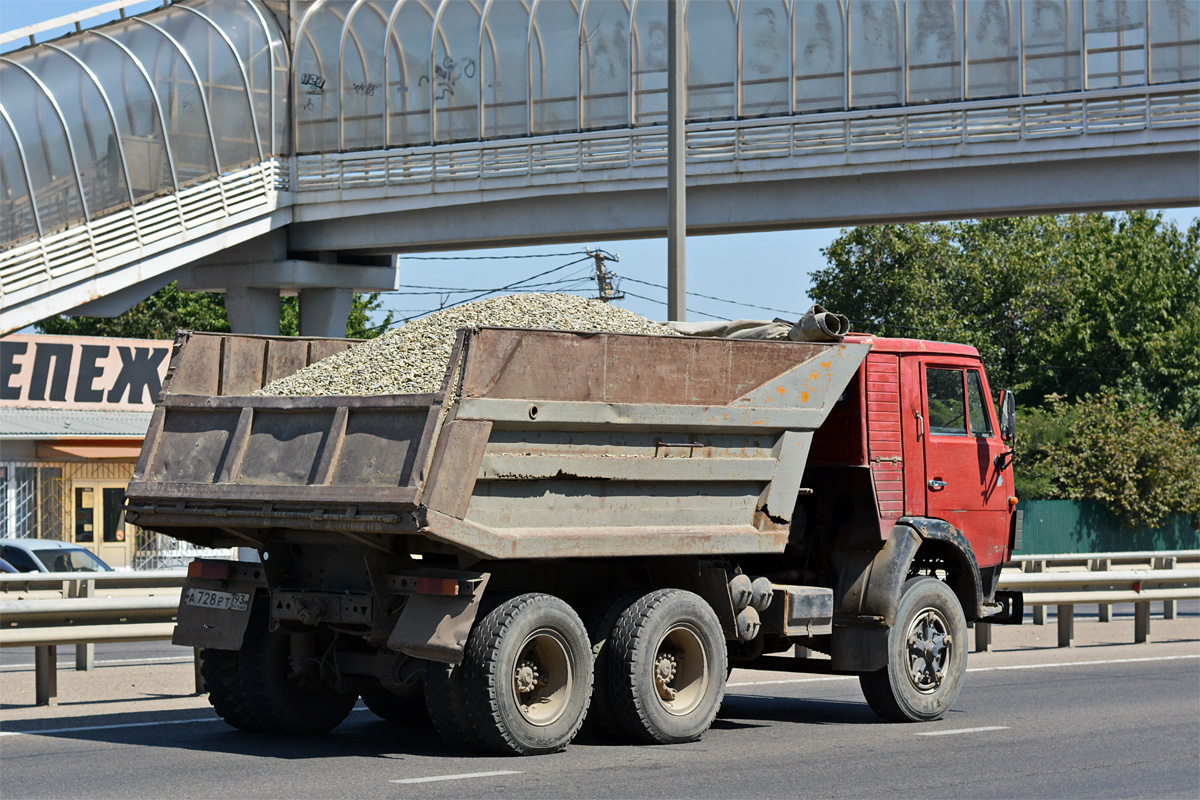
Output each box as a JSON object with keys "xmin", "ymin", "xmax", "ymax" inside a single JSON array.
[{"xmin": 919, "ymin": 361, "xmax": 1010, "ymax": 567}]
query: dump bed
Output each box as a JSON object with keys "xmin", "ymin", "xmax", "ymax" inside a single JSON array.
[{"xmin": 125, "ymin": 328, "xmax": 870, "ymax": 560}]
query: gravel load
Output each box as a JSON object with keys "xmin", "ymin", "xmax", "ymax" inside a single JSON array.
[{"xmin": 255, "ymin": 292, "xmax": 678, "ymax": 397}]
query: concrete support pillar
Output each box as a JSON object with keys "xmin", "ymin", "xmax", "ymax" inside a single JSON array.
[
  {"xmin": 299, "ymin": 287, "xmax": 354, "ymax": 338},
  {"xmin": 1163, "ymin": 600, "xmax": 1175, "ymax": 620},
  {"xmin": 225, "ymin": 287, "xmax": 280, "ymax": 335},
  {"xmin": 1057, "ymin": 604, "xmax": 1074, "ymax": 648}
]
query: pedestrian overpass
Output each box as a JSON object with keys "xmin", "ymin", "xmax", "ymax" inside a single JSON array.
[{"xmin": 2, "ymin": 0, "xmax": 1197, "ymax": 335}]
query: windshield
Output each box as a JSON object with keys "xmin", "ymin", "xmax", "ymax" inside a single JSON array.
[{"xmin": 32, "ymin": 548, "xmax": 113, "ymax": 572}]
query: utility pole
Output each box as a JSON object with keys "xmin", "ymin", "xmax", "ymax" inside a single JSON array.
[
  {"xmin": 590, "ymin": 249, "xmax": 624, "ymax": 302},
  {"xmin": 666, "ymin": 0, "xmax": 686, "ymax": 321}
]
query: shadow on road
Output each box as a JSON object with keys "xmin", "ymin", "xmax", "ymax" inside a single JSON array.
[
  {"xmin": 1, "ymin": 708, "xmax": 491, "ymax": 761},
  {"xmin": 716, "ymin": 694, "xmax": 881, "ymax": 727}
]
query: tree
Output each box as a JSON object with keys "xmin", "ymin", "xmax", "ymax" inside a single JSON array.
[
  {"xmin": 811, "ymin": 212, "xmax": 1200, "ymax": 426},
  {"xmin": 37, "ymin": 284, "xmax": 394, "ymax": 339},
  {"xmin": 1017, "ymin": 393, "xmax": 1200, "ymax": 529}
]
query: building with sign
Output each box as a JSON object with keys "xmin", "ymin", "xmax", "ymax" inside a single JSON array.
[{"xmin": 0, "ymin": 334, "xmax": 227, "ymax": 568}]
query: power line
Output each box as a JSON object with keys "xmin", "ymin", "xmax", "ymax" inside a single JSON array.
[
  {"xmin": 399, "ymin": 251, "xmax": 585, "ymax": 261},
  {"xmin": 369, "ymin": 255, "xmax": 595, "ymax": 332}
]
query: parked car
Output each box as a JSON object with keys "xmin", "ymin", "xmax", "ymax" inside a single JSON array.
[
  {"xmin": 0, "ymin": 539, "xmax": 114, "ymax": 573},
  {"xmin": 0, "ymin": 557, "xmax": 17, "ymax": 573}
]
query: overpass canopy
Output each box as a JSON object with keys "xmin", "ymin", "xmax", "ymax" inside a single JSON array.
[
  {"xmin": 1, "ymin": 0, "xmax": 1198, "ymax": 250},
  {"xmin": 0, "ymin": 0, "xmax": 287, "ymax": 245}
]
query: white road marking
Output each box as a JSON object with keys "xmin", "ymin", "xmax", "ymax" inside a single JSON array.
[
  {"xmin": 726, "ymin": 653, "xmax": 1199, "ymax": 689},
  {"xmin": 389, "ymin": 771, "xmax": 522, "ymax": 785},
  {"xmin": 0, "ymin": 717, "xmax": 222, "ymax": 737},
  {"xmin": 917, "ymin": 726, "xmax": 1009, "ymax": 737},
  {"xmin": 966, "ymin": 654, "xmax": 1199, "ymax": 672},
  {"xmin": 1, "ymin": 656, "xmax": 194, "ymax": 671}
]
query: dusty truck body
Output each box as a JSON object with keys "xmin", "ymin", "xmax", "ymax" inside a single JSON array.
[{"xmin": 125, "ymin": 327, "xmax": 1022, "ymax": 755}]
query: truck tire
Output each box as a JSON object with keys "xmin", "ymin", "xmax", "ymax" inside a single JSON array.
[
  {"xmin": 462, "ymin": 593, "xmax": 593, "ymax": 756},
  {"xmin": 606, "ymin": 588, "xmax": 727, "ymax": 745},
  {"xmin": 237, "ymin": 606, "xmax": 357, "ymax": 734},
  {"xmin": 582, "ymin": 590, "xmax": 644, "ymax": 737},
  {"xmin": 425, "ymin": 662, "xmax": 481, "ymax": 749},
  {"xmin": 858, "ymin": 576, "xmax": 968, "ymax": 722},
  {"xmin": 200, "ymin": 647, "xmax": 266, "ymax": 731},
  {"xmin": 361, "ymin": 680, "xmax": 429, "ymax": 725}
]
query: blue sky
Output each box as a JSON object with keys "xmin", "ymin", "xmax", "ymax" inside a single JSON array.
[{"xmin": 3, "ymin": 0, "xmax": 1196, "ymax": 328}]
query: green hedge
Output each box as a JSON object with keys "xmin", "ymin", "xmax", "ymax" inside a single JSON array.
[{"xmin": 1016, "ymin": 499, "xmax": 1199, "ymax": 555}]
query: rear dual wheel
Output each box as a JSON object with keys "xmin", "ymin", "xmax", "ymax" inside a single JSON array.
[
  {"xmin": 459, "ymin": 593, "xmax": 594, "ymax": 756},
  {"xmin": 205, "ymin": 602, "xmax": 356, "ymax": 734},
  {"xmin": 604, "ymin": 589, "xmax": 727, "ymax": 745}
]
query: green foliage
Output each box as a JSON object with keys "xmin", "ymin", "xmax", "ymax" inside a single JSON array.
[
  {"xmin": 37, "ymin": 284, "xmax": 393, "ymax": 339},
  {"xmin": 812, "ymin": 212, "xmax": 1200, "ymax": 426},
  {"xmin": 36, "ymin": 283, "xmax": 231, "ymax": 339},
  {"xmin": 1017, "ymin": 393, "xmax": 1200, "ymax": 530}
]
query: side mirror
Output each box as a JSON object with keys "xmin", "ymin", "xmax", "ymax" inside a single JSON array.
[{"xmin": 999, "ymin": 390, "xmax": 1016, "ymax": 442}]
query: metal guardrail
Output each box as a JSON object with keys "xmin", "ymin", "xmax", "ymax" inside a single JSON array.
[
  {"xmin": 0, "ymin": 570, "xmax": 186, "ymax": 706},
  {"xmin": 976, "ymin": 552, "xmax": 1200, "ymax": 652}
]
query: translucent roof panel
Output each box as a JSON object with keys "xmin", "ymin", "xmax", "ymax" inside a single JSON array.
[{"xmin": 0, "ymin": 0, "xmax": 286, "ymax": 249}]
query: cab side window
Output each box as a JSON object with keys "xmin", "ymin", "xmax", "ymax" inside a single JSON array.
[
  {"xmin": 967, "ymin": 370, "xmax": 993, "ymax": 437},
  {"xmin": 927, "ymin": 368, "xmax": 967, "ymax": 435}
]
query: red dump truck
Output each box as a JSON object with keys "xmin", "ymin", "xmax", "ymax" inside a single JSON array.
[{"xmin": 125, "ymin": 327, "xmax": 1022, "ymax": 755}]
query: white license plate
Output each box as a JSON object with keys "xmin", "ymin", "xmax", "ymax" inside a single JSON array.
[{"xmin": 185, "ymin": 588, "xmax": 250, "ymax": 612}]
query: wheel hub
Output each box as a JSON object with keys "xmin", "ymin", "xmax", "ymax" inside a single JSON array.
[
  {"xmin": 905, "ymin": 608, "xmax": 953, "ymax": 694},
  {"xmin": 514, "ymin": 659, "xmax": 540, "ymax": 695},
  {"xmin": 510, "ymin": 629, "xmax": 573, "ymax": 727},
  {"xmin": 655, "ymin": 652, "xmax": 679, "ymax": 701}
]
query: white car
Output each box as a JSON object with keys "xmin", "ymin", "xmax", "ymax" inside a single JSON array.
[{"xmin": 0, "ymin": 538, "xmax": 114, "ymax": 573}]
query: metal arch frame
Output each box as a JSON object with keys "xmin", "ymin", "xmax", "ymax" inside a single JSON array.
[
  {"xmin": 477, "ymin": 0, "xmax": 533, "ymax": 140},
  {"xmin": 527, "ymin": 0, "xmax": 581, "ymax": 134},
  {"xmin": 234, "ymin": 0, "xmax": 287, "ymax": 156},
  {"xmin": 175, "ymin": 3, "xmax": 265, "ymax": 163},
  {"xmin": 0, "ymin": 56, "xmax": 92, "ymax": 221},
  {"xmin": 577, "ymin": 0, "xmax": 634, "ymax": 131},
  {"xmin": 44, "ymin": 42, "xmax": 138, "ymax": 212},
  {"xmin": 291, "ymin": 0, "xmax": 329, "ymax": 155},
  {"xmin": 478, "ymin": 0, "xmax": 496, "ymax": 140},
  {"xmin": 382, "ymin": 0, "xmax": 439, "ymax": 148},
  {"xmin": 382, "ymin": 0, "xmax": 413, "ymax": 148},
  {"xmin": 426, "ymin": 0, "xmax": 486, "ymax": 144},
  {"xmin": 331, "ymin": 1, "xmax": 375, "ymax": 152},
  {"xmin": 132, "ymin": 17, "xmax": 225, "ymax": 177},
  {"xmin": 0, "ymin": 105, "xmax": 44, "ymax": 239},
  {"xmin": 429, "ymin": 0, "xmax": 450, "ymax": 144},
  {"xmin": 338, "ymin": 0, "xmax": 374, "ymax": 153},
  {"xmin": 87, "ymin": 29, "xmax": 181, "ymax": 191}
]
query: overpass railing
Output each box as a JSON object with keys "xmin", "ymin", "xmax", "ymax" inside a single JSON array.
[{"xmin": 293, "ymin": 83, "xmax": 1199, "ymax": 195}]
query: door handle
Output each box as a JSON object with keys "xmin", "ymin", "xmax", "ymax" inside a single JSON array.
[{"xmin": 928, "ymin": 479, "xmax": 947, "ymax": 491}]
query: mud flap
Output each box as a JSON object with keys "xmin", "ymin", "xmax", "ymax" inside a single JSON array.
[
  {"xmin": 387, "ymin": 573, "xmax": 490, "ymax": 664},
  {"xmin": 173, "ymin": 575, "xmax": 262, "ymax": 650}
]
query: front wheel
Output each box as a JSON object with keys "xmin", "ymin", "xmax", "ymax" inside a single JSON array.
[{"xmin": 859, "ymin": 576, "xmax": 968, "ymax": 722}]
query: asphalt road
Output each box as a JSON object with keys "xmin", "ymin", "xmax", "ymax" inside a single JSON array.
[{"xmin": 2, "ymin": 648, "xmax": 1197, "ymax": 799}]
